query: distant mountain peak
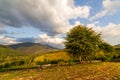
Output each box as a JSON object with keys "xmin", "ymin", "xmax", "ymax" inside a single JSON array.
[
  {"xmin": 8, "ymin": 42, "xmax": 57, "ymax": 55},
  {"xmin": 0, "ymin": 42, "xmax": 58, "ymax": 55},
  {"xmin": 9, "ymin": 42, "xmax": 58, "ymax": 49}
]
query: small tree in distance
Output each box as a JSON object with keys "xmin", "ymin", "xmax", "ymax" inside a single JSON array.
[{"xmin": 65, "ymin": 25, "xmax": 103, "ymax": 62}]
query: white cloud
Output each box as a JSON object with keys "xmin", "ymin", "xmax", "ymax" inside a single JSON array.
[
  {"xmin": 89, "ymin": 10, "xmax": 108, "ymax": 21},
  {"xmin": 35, "ymin": 34, "xmax": 65, "ymax": 49},
  {"xmin": 0, "ymin": 0, "xmax": 90, "ymax": 35},
  {"xmin": 0, "ymin": 0, "xmax": 91, "ymax": 48},
  {"xmin": 87, "ymin": 22, "xmax": 120, "ymax": 45},
  {"xmin": 90, "ymin": 0, "xmax": 120, "ymax": 21},
  {"xmin": 0, "ymin": 36, "xmax": 19, "ymax": 45},
  {"xmin": 74, "ymin": 21, "xmax": 84, "ymax": 26},
  {"xmin": 103, "ymin": 0, "xmax": 120, "ymax": 11}
]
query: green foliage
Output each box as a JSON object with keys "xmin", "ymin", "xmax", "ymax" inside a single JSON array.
[
  {"xmin": 94, "ymin": 43, "xmax": 116, "ymax": 61},
  {"xmin": 96, "ymin": 42, "xmax": 119, "ymax": 61},
  {"xmin": 65, "ymin": 25, "xmax": 102, "ymax": 61},
  {"xmin": 10, "ymin": 60, "xmax": 25, "ymax": 66},
  {"xmin": 0, "ymin": 55, "xmax": 37, "ymax": 71},
  {"xmin": 114, "ymin": 47, "xmax": 120, "ymax": 57},
  {"xmin": 3, "ymin": 63, "xmax": 10, "ymax": 68},
  {"xmin": 36, "ymin": 59, "xmax": 67, "ymax": 65},
  {"xmin": 99, "ymin": 42, "xmax": 114, "ymax": 53},
  {"xmin": 111, "ymin": 47, "xmax": 120, "ymax": 62}
]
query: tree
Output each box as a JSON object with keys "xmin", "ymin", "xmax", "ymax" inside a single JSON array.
[
  {"xmin": 99, "ymin": 42, "xmax": 114, "ymax": 53},
  {"xmin": 98, "ymin": 42, "xmax": 115, "ymax": 61},
  {"xmin": 64, "ymin": 25, "xmax": 103, "ymax": 62}
]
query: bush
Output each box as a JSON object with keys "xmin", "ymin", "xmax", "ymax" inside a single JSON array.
[
  {"xmin": 36, "ymin": 61, "xmax": 49, "ymax": 65},
  {"xmin": 0, "ymin": 64, "xmax": 3, "ymax": 68},
  {"xmin": 3, "ymin": 63, "xmax": 10, "ymax": 68},
  {"xmin": 49, "ymin": 60, "xmax": 58, "ymax": 64},
  {"xmin": 19, "ymin": 60, "xmax": 25, "ymax": 65},
  {"xmin": 10, "ymin": 60, "xmax": 25, "ymax": 66},
  {"xmin": 36, "ymin": 59, "xmax": 68, "ymax": 65}
]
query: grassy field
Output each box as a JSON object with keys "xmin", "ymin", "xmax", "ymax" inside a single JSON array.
[
  {"xmin": 34, "ymin": 51, "xmax": 70, "ymax": 62},
  {"xmin": 1, "ymin": 62, "xmax": 120, "ymax": 80}
]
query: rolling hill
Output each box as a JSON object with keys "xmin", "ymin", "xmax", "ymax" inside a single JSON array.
[
  {"xmin": 0, "ymin": 42, "xmax": 57, "ymax": 56},
  {"xmin": 0, "ymin": 44, "xmax": 19, "ymax": 56},
  {"xmin": 9, "ymin": 42, "xmax": 57, "ymax": 55}
]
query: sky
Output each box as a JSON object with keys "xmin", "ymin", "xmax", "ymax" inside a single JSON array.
[{"xmin": 0, "ymin": 0, "xmax": 120, "ymax": 49}]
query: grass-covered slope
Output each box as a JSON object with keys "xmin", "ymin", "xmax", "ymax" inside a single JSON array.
[
  {"xmin": 0, "ymin": 43, "xmax": 58, "ymax": 71},
  {"xmin": 0, "ymin": 44, "xmax": 20, "ymax": 56},
  {"xmin": 0, "ymin": 42, "xmax": 56, "ymax": 56},
  {"xmin": 9, "ymin": 42, "xmax": 57, "ymax": 55},
  {"xmin": 34, "ymin": 51, "xmax": 70, "ymax": 62}
]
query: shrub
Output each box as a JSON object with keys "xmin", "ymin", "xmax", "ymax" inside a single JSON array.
[{"xmin": 3, "ymin": 63, "xmax": 10, "ymax": 68}]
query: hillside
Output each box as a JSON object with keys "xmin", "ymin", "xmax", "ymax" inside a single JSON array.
[
  {"xmin": 0, "ymin": 44, "xmax": 19, "ymax": 56},
  {"xmin": 9, "ymin": 42, "xmax": 57, "ymax": 55},
  {"xmin": 0, "ymin": 43, "xmax": 58, "ymax": 71},
  {"xmin": 0, "ymin": 42, "xmax": 57, "ymax": 56}
]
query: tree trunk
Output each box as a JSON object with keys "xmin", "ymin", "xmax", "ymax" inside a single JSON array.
[{"xmin": 79, "ymin": 56, "xmax": 82, "ymax": 63}]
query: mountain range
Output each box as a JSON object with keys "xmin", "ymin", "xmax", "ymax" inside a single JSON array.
[{"xmin": 0, "ymin": 42, "xmax": 57, "ymax": 56}]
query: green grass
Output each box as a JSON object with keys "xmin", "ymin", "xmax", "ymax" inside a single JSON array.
[
  {"xmin": 34, "ymin": 51, "xmax": 70, "ymax": 62},
  {"xmin": 0, "ymin": 45, "xmax": 20, "ymax": 56},
  {"xmin": 1, "ymin": 62, "xmax": 120, "ymax": 80}
]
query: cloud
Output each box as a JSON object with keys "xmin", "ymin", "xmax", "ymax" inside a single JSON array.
[
  {"xmin": 0, "ymin": 36, "xmax": 19, "ymax": 45},
  {"xmin": 90, "ymin": 0, "xmax": 120, "ymax": 21},
  {"xmin": 0, "ymin": 35, "xmax": 64, "ymax": 49},
  {"xmin": 89, "ymin": 10, "xmax": 108, "ymax": 21},
  {"xmin": 15, "ymin": 35, "xmax": 65, "ymax": 49},
  {"xmin": 0, "ymin": 30, "xmax": 7, "ymax": 34},
  {"xmin": 16, "ymin": 37, "xmax": 35, "ymax": 43},
  {"xmin": 0, "ymin": 26, "xmax": 7, "ymax": 34},
  {"xmin": 103, "ymin": 0, "xmax": 120, "ymax": 11},
  {"xmin": 35, "ymin": 34, "xmax": 65, "ymax": 49},
  {"xmin": 0, "ymin": 0, "xmax": 90, "ymax": 36},
  {"xmin": 0, "ymin": 29, "xmax": 6, "ymax": 34},
  {"xmin": 87, "ymin": 22, "xmax": 120, "ymax": 45}
]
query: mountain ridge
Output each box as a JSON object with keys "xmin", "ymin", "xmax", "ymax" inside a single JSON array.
[
  {"xmin": 8, "ymin": 42, "xmax": 57, "ymax": 55},
  {"xmin": 0, "ymin": 42, "xmax": 57, "ymax": 55}
]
